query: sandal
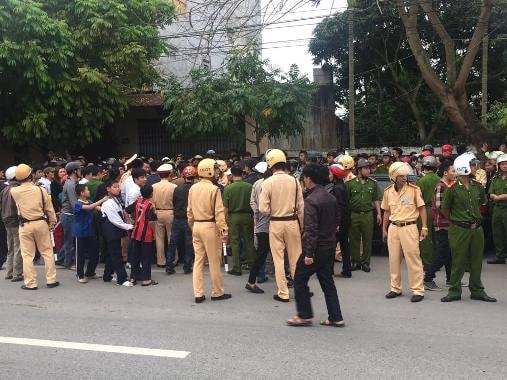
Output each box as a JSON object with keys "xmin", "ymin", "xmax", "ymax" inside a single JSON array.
[
  {"xmin": 320, "ymin": 320, "xmax": 345, "ymax": 328},
  {"xmin": 141, "ymin": 280, "xmax": 159, "ymax": 287},
  {"xmin": 287, "ymin": 316, "xmax": 312, "ymax": 327}
]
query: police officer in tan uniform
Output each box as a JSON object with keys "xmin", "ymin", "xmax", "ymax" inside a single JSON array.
[
  {"xmin": 381, "ymin": 162, "xmax": 427, "ymax": 303},
  {"xmin": 259, "ymin": 149, "xmax": 304, "ymax": 302},
  {"xmin": 188, "ymin": 159, "xmax": 231, "ymax": 303},
  {"xmin": 152, "ymin": 163, "xmax": 177, "ymax": 267},
  {"xmin": 10, "ymin": 164, "xmax": 59, "ymax": 290}
]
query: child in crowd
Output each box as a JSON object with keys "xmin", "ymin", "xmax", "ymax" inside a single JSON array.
[
  {"xmin": 73, "ymin": 184, "xmax": 108, "ymax": 283},
  {"xmin": 101, "ymin": 180, "xmax": 134, "ymax": 287},
  {"xmin": 126, "ymin": 185, "xmax": 158, "ymax": 286}
]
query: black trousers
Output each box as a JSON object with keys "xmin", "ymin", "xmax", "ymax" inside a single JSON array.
[
  {"xmin": 75, "ymin": 236, "xmax": 99, "ymax": 279},
  {"xmin": 0, "ymin": 222, "xmax": 7, "ymax": 267},
  {"xmin": 424, "ymin": 229, "xmax": 452, "ymax": 283},
  {"xmin": 294, "ymin": 247, "xmax": 343, "ymax": 321},
  {"xmin": 248, "ymin": 232, "xmax": 270, "ymax": 284},
  {"xmin": 130, "ymin": 240, "xmax": 154, "ymax": 281},
  {"xmin": 103, "ymin": 238, "xmax": 128, "ymax": 284},
  {"xmin": 337, "ymin": 222, "xmax": 351, "ymax": 275}
]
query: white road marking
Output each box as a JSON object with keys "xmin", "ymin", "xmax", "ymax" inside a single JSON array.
[{"xmin": 0, "ymin": 337, "xmax": 190, "ymax": 358}]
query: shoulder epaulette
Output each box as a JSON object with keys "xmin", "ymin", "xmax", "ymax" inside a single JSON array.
[
  {"xmin": 407, "ymin": 183, "xmax": 419, "ymax": 189},
  {"xmin": 471, "ymin": 179, "xmax": 482, "ymax": 185},
  {"xmin": 384, "ymin": 184, "xmax": 393, "ymax": 192},
  {"xmin": 368, "ymin": 177, "xmax": 377, "ymax": 182}
]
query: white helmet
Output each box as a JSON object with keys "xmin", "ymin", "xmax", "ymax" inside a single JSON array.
[
  {"xmin": 497, "ymin": 154, "xmax": 507, "ymax": 166},
  {"xmin": 454, "ymin": 152, "xmax": 476, "ymax": 176},
  {"xmin": 5, "ymin": 166, "xmax": 17, "ymax": 181},
  {"xmin": 488, "ymin": 151, "xmax": 503, "ymax": 161}
]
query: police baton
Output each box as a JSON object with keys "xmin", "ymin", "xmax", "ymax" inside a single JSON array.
[{"xmin": 222, "ymin": 242, "xmax": 229, "ymax": 272}]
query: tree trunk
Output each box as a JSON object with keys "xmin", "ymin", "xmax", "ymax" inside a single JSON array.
[{"xmin": 481, "ymin": 35, "xmax": 488, "ymax": 126}]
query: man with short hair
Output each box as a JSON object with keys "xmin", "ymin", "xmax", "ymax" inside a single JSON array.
[
  {"xmin": 58, "ymin": 162, "xmax": 81, "ymax": 268},
  {"xmin": 223, "ymin": 166, "xmax": 256, "ymax": 275},
  {"xmin": 287, "ymin": 165, "xmax": 344, "ymax": 327},
  {"xmin": 242, "ymin": 160, "xmax": 258, "ymax": 185}
]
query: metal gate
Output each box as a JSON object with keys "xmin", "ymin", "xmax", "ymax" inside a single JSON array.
[{"xmin": 138, "ymin": 119, "xmax": 245, "ymax": 158}]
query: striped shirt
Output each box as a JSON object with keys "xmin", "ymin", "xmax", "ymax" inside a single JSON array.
[{"xmin": 432, "ymin": 180, "xmax": 453, "ymax": 231}]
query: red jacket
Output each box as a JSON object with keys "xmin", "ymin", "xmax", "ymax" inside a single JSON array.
[{"xmin": 130, "ymin": 198, "xmax": 156, "ymax": 243}]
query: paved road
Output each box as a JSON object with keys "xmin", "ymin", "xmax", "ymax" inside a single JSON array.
[{"xmin": 0, "ymin": 257, "xmax": 505, "ymax": 379}]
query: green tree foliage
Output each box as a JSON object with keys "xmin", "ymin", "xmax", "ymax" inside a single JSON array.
[
  {"xmin": 309, "ymin": 0, "xmax": 507, "ymax": 146},
  {"xmin": 0, "ymin": 0, "xmax": 175, "ymax": 147},
  {"xmin": 162, "ymin": 51, "xmax": 315, "ymax": 155}
]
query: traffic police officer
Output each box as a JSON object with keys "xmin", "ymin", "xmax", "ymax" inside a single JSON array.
[
  {"xmin": 152, "ymin": 163, "xmax": 177, "ymax": 267},
  {"xmin": 259, "ymin": 149, "xmax": 304, "ymax": 302},
  {"xmin": 416, "ymin": 155, "xmax": 440, "ymax": 269},
  {"xmin": 381, "ymin": 162, "xmax": 427, "ymax": 302},
  {"xmin": 487, "ymin": 153, "xmax": 507, "ymax": 264},
  {"xmin": 347, "ymin": 158, "xmax": 381, "ymax": 272},
  {"xmin": 188, "ymin": 159, "xmax": 231, "ymax": 303},
  {"xmin": 441, "ymin": 153, "xmax": 496, "ymax": 302},
  {"xmin": 10, "ymin": 164, "xmax": 59, "ymax": 290}
]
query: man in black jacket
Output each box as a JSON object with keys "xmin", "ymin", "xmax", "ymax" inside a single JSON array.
[
  {"xmin": 287, "ymin": 165, "xmax": 345, "ymax": 327},
  {"xmin": 329, "ymin": 164, "xmax": 351, "ymax": 278},
  {"xmin": 166, "ymin": 166, "xmax": 196, "ymax": 274}
]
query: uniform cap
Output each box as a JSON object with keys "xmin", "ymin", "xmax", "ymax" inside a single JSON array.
[
  {"xmin": 423, "ymin": 144, "xmax": 434, "ymax": 152},
  {"xmin": 65, "ymin": 162, "xmax": 81, "ymax": 172},
  {"xmin": 422, "ymin": 156, "xmax": 437, "ymax": 168},
  {"xmin": 157, "ymin": 163, "xmax": 173, "ymax": 173},
  {"xmin": 5, "ymin": 166, "xmax": 17, "ymax": 181},
  {"xmin": 15, "ymin": 164, "xmax": 32, "ymax": 181},
  {"xmin": 337, "ymin": 154, "xmax": 355, "ymax": 170},
  {"xmin": 441, "ymin": 144, "xmax": 453, "ymax": 154},
  {"xmin": 183, "ymin": 165, "xmax": 197, "ymax": 178},
  {"xmin": 216, "ymin": 160, "xmax": 228, "ymax": 172},
  {"xmin": 388, "ymin": 162, "xmax": 411, "ymax": 182},
  {"xmin": 454, "ymin": 152, "xmax": 476, "ymax": 176},
  {"xmin": 197, "ymin": 159, "xmax": 216, "ymax": 178},
  {"xmin": 356, "ymin": 158, "xmax": 369, "ymax": 169},
  {"xmin": 330, "ymin": 164, "xmax": 346, "ymax": 179},
  {"xmin": 496, "ymin": 154, "xmax": 507, "ymax": 166},
  {"xmin": 265, "ymin": 149, "xmax": 286, "ymax": 168},
  {"xmin": 254, "ymin": 161, "xmax": 268, "ymax": 174},
  {"xmin": 206, "ymin": 150, "xmax": 216, "ymax": 155},
  {"xmin": 193, "ymin": 155, "xmax": 203, "ymax": 160},
  {"xmin": 380, "ymin": 147, "xmax": 391, "ymax": 156}
]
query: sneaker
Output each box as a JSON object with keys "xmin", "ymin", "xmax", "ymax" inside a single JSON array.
[
  {"xmin": 424, "ymin": 281, "xmax": 442, "ymax": 291},
  {"xmin": 78, "ymin": 278, "xmax": 88, "ymax": 284},
  {"xmin": 11, "ymin": 275, "xmax": 23, "ymax": 282},
  {"xmin": 120, "ymin": 281, "xmax": 134, "ymax": 287}
]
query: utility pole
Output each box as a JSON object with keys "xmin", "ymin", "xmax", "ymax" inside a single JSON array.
[
  {"xmin": 481, "ymin": 34, "xmax": 488, "ymax": 126},
  {"xmin": 348, "ymin": 1, "xmax": 355, "ymax": 149}
]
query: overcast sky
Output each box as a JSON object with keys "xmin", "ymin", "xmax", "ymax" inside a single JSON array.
[{"xmin": 262, "ymin": 0, "xmax": 348, "ymax": 80}]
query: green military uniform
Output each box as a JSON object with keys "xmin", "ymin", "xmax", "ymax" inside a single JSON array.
[
  {"xmin": 442, "ymin": 179, "xmax": 487, "ymax": 298},
  {"xmin": 347, "ymin": 177, "xmax": 381, "ymax": 266},
  {"xmin": 416, "ymin": 171, "xmax": 440, "ymax": 268},
  {"xmin": 222, "ymin": 180, "xmax": 256, "ymax": 274},
  {"xmin": 489, "ymin": 175, "xmax": 507, "ymax": 260},
  {"xmin": 375, "ymin": 165, "xmax": 389, "ymax": 175}
]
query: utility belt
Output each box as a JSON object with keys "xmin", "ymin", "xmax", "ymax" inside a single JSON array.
[
  {"xmin": 390, "ymin": 220, "xmax": 417, "ymax": 227},
  {"xmin": 351, "ymin": 210, "xmax": 373, "ymax": 215},
  {"xmin": 270, "ymin": 215, "xmax": 298, "ymax": 221},
  {"xmin": 228, "ymin": 211, "xmax": 251, "ymax": 214},
  {"xmin": 19, "ymin": 215, "xmax": 48, "ymax": 227},
  {"xmin": 194, "ymin": 218, "xmax": 215, "ymax": 223},
  {"xmin": 452, "ymin": 221, "xmax": 481, "ymax": 230}
]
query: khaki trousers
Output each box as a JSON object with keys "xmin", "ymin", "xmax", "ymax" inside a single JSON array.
[
  {"xmin": 19, "ymin": 220, "xmax": 57, "ymax": 288},
  {"xmin": 192, "ymin": 222, "xmax": 224, "ymax": 297},
  {"xmin": 387, "ymin": 224, "xmax": 424, "ymax": 295},
  {"xmin": 269, "ymin": 220, "xmax": 302, "ymax": 299},
  {"xmin": 6, "ymin": 226, "xmax": 23, "ymax": 278},
  {"xmin": 155, "ymin": 210, "xmax": 174, "ymax": 266}
]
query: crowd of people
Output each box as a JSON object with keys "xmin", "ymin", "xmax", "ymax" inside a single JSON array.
[{"xmin": 0, "ymin": 141, "xmax": 505, "ymax": 327}]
